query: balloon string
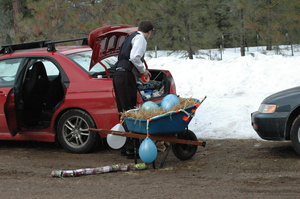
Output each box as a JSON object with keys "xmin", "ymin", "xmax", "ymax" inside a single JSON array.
[{"xmin": 146, "ymin": 119, "xmax": 150, "ymax": 137}]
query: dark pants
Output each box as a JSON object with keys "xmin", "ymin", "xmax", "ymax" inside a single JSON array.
[
  {"xmin": 113, "ymin": 70, "xmax": 137, "ymax": 152},
  {"xmin": 113, "ymin": 70, "xmax": 137, "ymax": 113}
]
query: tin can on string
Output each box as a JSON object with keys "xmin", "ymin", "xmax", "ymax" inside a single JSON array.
[
  {"xmin": 100, "ymin": 166, "xmax": 112, "ymax": 173},
  {"xmin": 93, "ymin": 167, "xmax": 102, "ymax": 174},
  {"xmin": 51, "ymin": 170, "xmax": 62, "ymax": 177},
  {"xmin": 83, "ymin": 168, "xmax": 94, "ymax": 175},
  {"xmin": 119, "ymin": 164, "xmax": 129, "ymax": 171},
  {"xmin": 73, "ymin": 169, "xmax": 84, "ymax": 176},
  {"xmin": 111, "ymin": 165, "xmax": 120, "ymax": 172},
  {"xmin": 135, "ymin": 163, "xmax": 146, "ymax": 170},
  {"xmin": 128, "ymin": 163, "xmax": 136, "ymax": 170},
  {"xmin": 62, "ymin": 170, "xmax": 74, "ymax": 177}
]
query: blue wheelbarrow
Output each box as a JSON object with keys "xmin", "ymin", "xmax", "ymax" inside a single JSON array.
[{"xmin": 89, "ymin": 96, "xmax": 206, "ymax": 168}]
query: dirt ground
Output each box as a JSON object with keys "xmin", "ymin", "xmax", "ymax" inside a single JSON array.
[{"xmin": 1, "ymin": 138, "xmax": 300, "ymax": 199}]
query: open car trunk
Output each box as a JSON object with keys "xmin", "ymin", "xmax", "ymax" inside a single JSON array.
[
  {"xmin": 137, "ymin": 69, "xmax": 171, "ymax": 101},
  {"xmin": 88, "ymin": 24, "xmax": 176, "ymax": 105}
]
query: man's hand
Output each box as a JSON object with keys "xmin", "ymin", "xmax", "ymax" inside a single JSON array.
[{"xmin": 142, "ymin": 70, "xmax": 151, "ymax": 79}]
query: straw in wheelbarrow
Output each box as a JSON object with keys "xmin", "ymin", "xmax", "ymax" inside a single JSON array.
[{"xmin": 121, "ymin": 97, "xmax": 197, "ymax": 120}]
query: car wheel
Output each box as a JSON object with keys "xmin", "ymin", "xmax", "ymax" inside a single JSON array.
[
  {"xmin": 291, "ymin": 115, "xmax": 300, "ymax": 155},
  {"xmin": 172, "ymin": 130, "xmax": 198, "ymax": 160},
  {"xmin": 57, "ymin": 109, "xmax": 99, "ymax": 153}
]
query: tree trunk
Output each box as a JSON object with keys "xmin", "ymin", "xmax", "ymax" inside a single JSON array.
[
  {"xmin": 12, "ymin": 0, "xmax": 24, "ymax": 43},
  {"xmin": 266, "ymin": 0, "xmax": 272, "ymax": 50},
  {"xmin": 188, "ymin": 47, "xmax": 193, "ymax": 59},
  {"xmin": 188, "ymin": 23, "xmax": 193, "ymax": 59},
  {"xmin": 188, "ymin": 10, "xmax": 193, "ymax": 60},
  {"xmin": 239, "ymin": 8, "xmax": 245, "ymax": 56}
]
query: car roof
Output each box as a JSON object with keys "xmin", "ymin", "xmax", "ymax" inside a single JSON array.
[
  {"xmin": 0, "ymin": 24, "xmax": 138, "ymax": 69},
  {"xmin": 0, "ymin": 46, "xmax": 91, "ymax": 57},
  {"xmin": 0, "ymin": 38, "xmax": 89, "ymax": 55}
]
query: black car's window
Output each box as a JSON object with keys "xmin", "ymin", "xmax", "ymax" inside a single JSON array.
[
  {"xmin": 0, "ymin": 58, "xmax": 22, "ymax": 87},
  {"xmin": 67, "ymin": 50, "xmax": 117, "ymax": 78}
]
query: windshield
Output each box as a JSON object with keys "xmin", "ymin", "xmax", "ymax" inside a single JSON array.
[{"xmin": 67, "ymin": 50, "xmax": 117, "ymax": 78}]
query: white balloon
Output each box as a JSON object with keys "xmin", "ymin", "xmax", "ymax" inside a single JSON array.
[
  {"xmin": 111, "ymin": 123, "xmax": 125, "ymax": 131},
  {"xmin": 107, "ymin": 123, "xmax": 126, "ymax": 149},
  {"xmin": 107, "ymin": 134, "xmax": 126, "ymax": 149}
]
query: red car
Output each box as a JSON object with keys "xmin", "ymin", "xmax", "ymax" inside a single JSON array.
[{"xmin": 0, "ymin": 25, "xmax": 177, "ymax": 153}]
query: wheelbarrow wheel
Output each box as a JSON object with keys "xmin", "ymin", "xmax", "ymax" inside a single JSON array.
[{"xmin": 172, "ymin": 130, "xmax": 198, "ymax": 160}]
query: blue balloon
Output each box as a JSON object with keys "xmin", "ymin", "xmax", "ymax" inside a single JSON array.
[
  {"xmin": 139, "ymin": 137, "xmax": 157, "ymax": 163},
  {"xmin": 161, "ymin": 94, "xmax": 180, "ymax": 111},
  {"xmin": 141, "ymin": 101, "xmax": 159, "ymax": 111}
]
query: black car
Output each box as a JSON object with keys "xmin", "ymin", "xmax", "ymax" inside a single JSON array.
[{"xmin": 251, "ymin": 86, "xmax": 300, "ymax": 155}]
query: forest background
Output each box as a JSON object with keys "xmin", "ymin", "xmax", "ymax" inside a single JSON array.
[{"xmin": 0, "ymin": 0, "xmax": 299, "ymax": 59}]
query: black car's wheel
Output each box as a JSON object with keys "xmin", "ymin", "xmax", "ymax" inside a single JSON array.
[
  {"xmin": 172, "ymin": 130, "xmax": 198, "ymax": 160},
  {"xmin": 57, "ymin": 109, "xmax": 99, "ymax": 153},
  {"xmin": 291, "ymin": 115, "xmax": 300, "ymax": 155}
]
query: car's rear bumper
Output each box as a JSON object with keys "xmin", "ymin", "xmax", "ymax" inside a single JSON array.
[{"xmin": 251, "ymin": 111, "xmax": 288, "ymax": 141}]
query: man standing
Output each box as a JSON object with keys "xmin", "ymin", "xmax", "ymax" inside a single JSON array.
[{"xmin": 113, "ymin": 20, "xmax": 154, "ymax": 158}]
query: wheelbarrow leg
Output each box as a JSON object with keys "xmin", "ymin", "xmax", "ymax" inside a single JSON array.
[
  {"xmin": 153, "ymin": 143, "xmax": 174, "ymax": 169},
  {"xmin": 133, "ymin": 138, "xmax": 138, "ymax": 164}
]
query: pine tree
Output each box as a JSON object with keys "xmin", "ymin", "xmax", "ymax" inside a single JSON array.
[{"xmin": 1, "ymin": 0, "xmax": 299, "ymax": 55}]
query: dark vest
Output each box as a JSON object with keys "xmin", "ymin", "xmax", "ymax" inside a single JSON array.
[{"xmin": 115, "ymin": 32, "xmax": 139, "ymax": 71}]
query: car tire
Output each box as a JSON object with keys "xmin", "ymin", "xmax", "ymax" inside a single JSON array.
[
  {"xmin": 57, "ymin": 109, "xmax": 100, "ymax": 153},
  {"xmin": 291, "ymin": 115, "xmax": 300, "ymax": 155},
  {"xmin": 172, "ymin": 130, "xmax": 198, "ymax": 160}
]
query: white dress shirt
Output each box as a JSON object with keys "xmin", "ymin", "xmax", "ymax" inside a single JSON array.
[{"xmin": 129, "ymin": 31, "xmax": 147, "ymax": 74}]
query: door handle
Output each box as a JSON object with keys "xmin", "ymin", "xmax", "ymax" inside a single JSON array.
[{"xmin": 0, "ymin": 91, "xmax": 6, "ymax": 96}]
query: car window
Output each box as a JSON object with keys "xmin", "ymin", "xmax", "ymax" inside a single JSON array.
[
  {"xmin": 67, "ymin": 50, "xmax": 117, "ymax": 77},
  {"xmin": 42, "ymin": 59, "xmax": 60, "ymax": 76},
  {"xmin": 22, "ymin": 59, "xmax": 61, "ymax": 86},
  {"xmin": 0, "ymin": 58, "xmax": 22, "ymax": 87},
  {"xmin": 25, "ymin": 59, "xmax": 60, "ymax": 74}
]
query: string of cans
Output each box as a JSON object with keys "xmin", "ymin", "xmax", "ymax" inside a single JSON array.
[{"xmin": 51, "ymin": 163, "xmax": 146, "ymax": 178}]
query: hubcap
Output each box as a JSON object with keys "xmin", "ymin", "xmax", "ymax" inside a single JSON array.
[{"xmin": 63, "ymin": 116, "xmax": 90, "ymax": 148}]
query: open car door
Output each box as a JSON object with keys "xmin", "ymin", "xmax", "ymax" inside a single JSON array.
[
  {"xmin": 4, "ymin": 87, "xmax": 21, "ymax": 136},
  {"xmin": 3, "ymin": 61, "xmax": 26, "ymax": 136}
]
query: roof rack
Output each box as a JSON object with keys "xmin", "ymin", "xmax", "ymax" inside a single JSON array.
[
  {"xmin": 45, "ymin": 38, "xmax": 88, "ymax": 52},
  {"xmin": 0, "ymin": 40, "xmax": 50, "ymax": 54},
  {"xmin": 0, "ymin": 37, "xmax": 88, "ymax": 54}
]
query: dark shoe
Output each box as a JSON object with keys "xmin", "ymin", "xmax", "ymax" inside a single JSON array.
[
  {"xmin": 120, "ymin": 149, "xmax": 126, "ymax": 156},
  {"xmin": 126, "ymin": 150, "xmax": 134, "ymax": 159},
  {"xmin": 126, "ymin": 150, "xmax": 139, "ymax": 159}
]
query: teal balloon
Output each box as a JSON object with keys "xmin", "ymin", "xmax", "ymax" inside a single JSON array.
[
  {"xmin": 139, "ymin": 137, "xmax": 157, "ymax": 163},
  {"xmin": 141, "ymin": 101, "xmax": 159, "ymax": 111},
  {"xmin": 161, "ymin": 94, "xmax": 179, "ymax": 111}
]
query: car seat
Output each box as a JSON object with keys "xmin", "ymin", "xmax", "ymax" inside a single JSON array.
[
  {"xmin": 45, "ymin": 74, "xmax": 64, "ymax": 111},
  {"xmin": 22, "ymin": 62, "xmax": 49, "ymax": 126}
]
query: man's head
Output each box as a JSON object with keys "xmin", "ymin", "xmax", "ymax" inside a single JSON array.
[
  {"xmin": 138, "ymin": 21, "xmax": 154, "ymax": 39},
  {"xmin": 138, "ymin": 21, "xmax": 154, "ymax": 33}
]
